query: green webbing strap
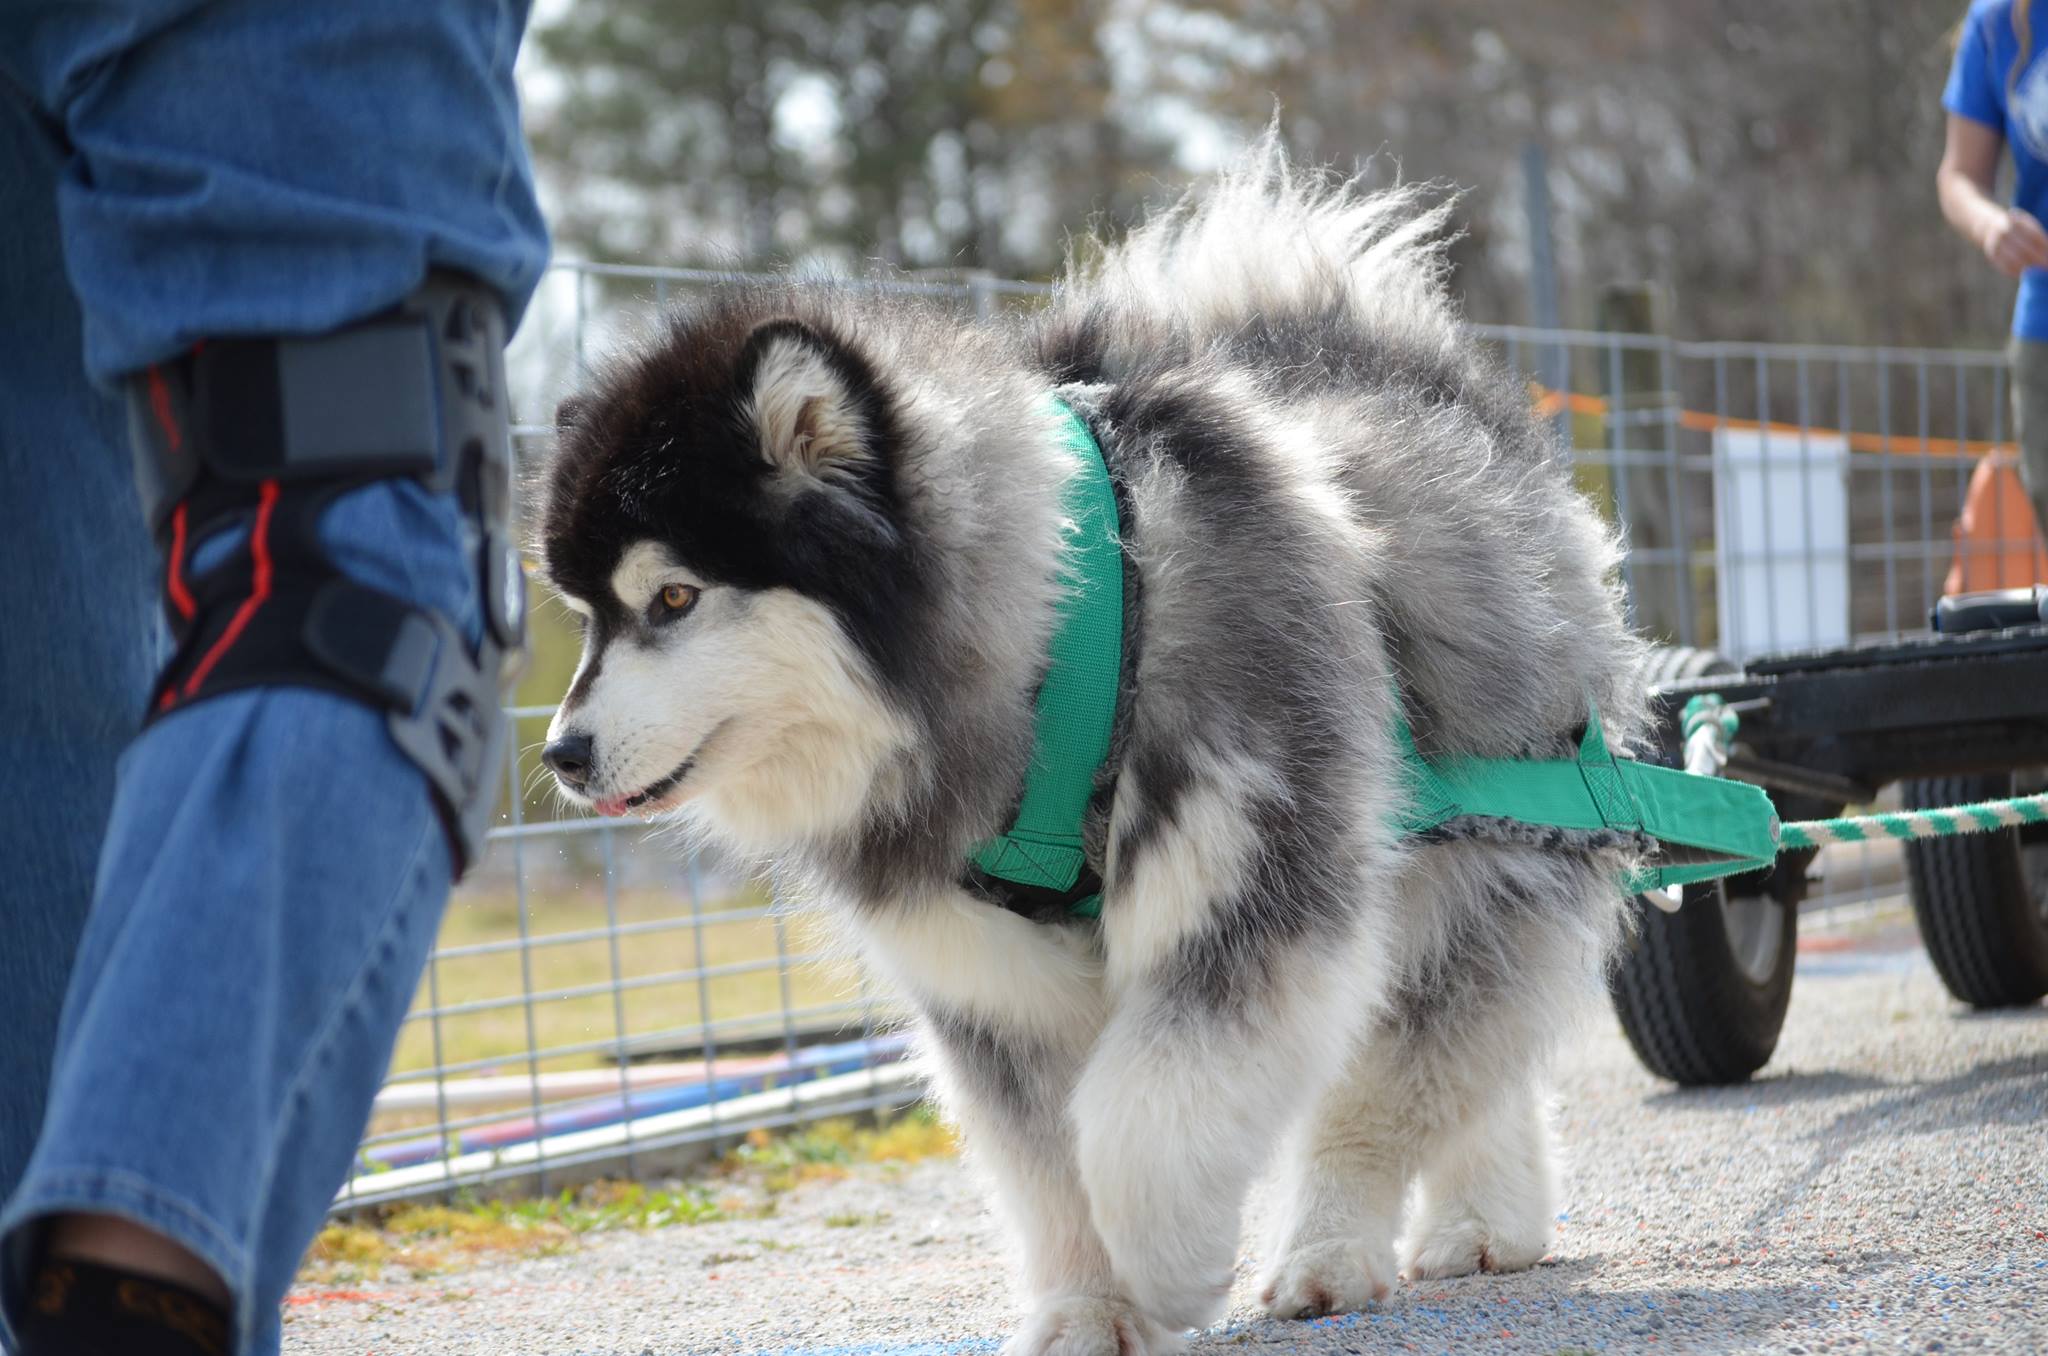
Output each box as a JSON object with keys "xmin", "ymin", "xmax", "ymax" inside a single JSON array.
[
  {"xmin": 963, "ymin": 397, "xmax": 1783, "ymax": 922},
  {"xmin": 1393, "ymin": 703, "xmax": 1781, "ymax": 895},
  {"xmin": 969, "ymin": 400, "xmax": 1123, "ymax": 918}
]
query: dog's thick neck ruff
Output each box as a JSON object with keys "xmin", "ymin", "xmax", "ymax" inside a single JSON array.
[{"xmin": 964, "ymin": 397, "xmax": 1124, "ymax": 919}]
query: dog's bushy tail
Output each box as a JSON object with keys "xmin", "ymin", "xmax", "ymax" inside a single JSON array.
[{"xmin": 1060, "ymin": 128, "xmax": 1461, "ymax": 366}]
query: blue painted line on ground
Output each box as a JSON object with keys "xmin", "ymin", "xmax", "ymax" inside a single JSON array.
[
  {"xmin": 1795, "ymin": 948, "xmax": 1929, "ymax": 978},
  {"xmin": 741, "ymin": 1340, "xmax": 999, "ymax": 1356}
]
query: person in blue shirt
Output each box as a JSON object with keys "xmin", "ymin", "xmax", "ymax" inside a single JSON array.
[{"xmin": 1941, "ymin": 0, "xmax": 2048, "ymax": 542}]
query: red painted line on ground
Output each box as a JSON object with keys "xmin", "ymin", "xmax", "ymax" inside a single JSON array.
[{"xmin": 286, "ymin": 1289, "xmax": 402, "ymax": 1306}]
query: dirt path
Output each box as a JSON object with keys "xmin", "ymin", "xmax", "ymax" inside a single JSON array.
[{"xmin": 286, "ymin": 908, "xmax": 2048, "ymax": 1355}]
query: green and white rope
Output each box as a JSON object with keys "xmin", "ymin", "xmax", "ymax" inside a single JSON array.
[
  {"xmin": 1776, "ymin": 794, "xmax": 2048, "ymax": 849},
  {"xmin": 1675, "ymin": 691, "xmax": 2047, "ymax": 858}
]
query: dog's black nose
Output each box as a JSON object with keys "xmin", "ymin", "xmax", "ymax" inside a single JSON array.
[{"xmin": 543, "ymin": 733, "xmax": 595, "ymax": 790}]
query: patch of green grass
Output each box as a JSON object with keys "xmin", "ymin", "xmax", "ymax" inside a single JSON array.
[
  {"xmin": 303, "ymin": 1224, "xmax": 388, "ymax": 1271},
  {"xmin": 860, "ymin": 1103, "xmax": 958, "ymax": 1163},
  {"xmin": 739, "ymin": 1236, "xmax": 802, "ymax": 1253},
  {"xmin": 718, "ymin": 1105, "xmax": 957, "ymax": 1194},
  {"xmin": 503, "ymin": 1180, "xmax": 727, "ymax": 1232},
  {"xmin": 823, "ymin": 1210, "xmax": 892, "ymax": 1228},
  {"xmin": 302, "ymin": 1107, "xmax": 954, "ymax": 1287},
  {"xmin": 302, "ymin": 1182, "xmax": 717, "ymax": 1284}
]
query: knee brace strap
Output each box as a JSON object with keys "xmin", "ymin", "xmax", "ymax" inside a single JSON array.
[{"xmin": 125, "ymin": 276, "xmax": 526, "ymax": 877}]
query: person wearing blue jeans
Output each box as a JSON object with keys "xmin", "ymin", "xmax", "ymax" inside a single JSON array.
[{"xmin": 0, "ymin": 4, "xmax": 548, "ymax": 1354}]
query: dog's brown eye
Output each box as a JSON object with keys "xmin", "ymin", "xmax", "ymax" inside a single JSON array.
[{"xmin": 657, "ymin": 583, "xmax": 698, "ymax": 618}]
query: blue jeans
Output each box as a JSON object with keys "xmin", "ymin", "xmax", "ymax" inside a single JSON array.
[{"xmin": 0, "ymin": 4, "xmax": 546, "ymax": 1353}]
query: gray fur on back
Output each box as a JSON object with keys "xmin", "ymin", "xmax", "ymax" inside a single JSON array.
[
  {"xmin": 1021, "ymin": 136, "xmax": 1648, "ymax": 1025},
  {"xmin": 1038, "ymin": 140, "xmax": 1646, "ymax": 773}
]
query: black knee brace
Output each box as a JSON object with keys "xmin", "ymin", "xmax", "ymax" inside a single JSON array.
[{"xmin": 125, "ymin": 275, "xmax": 526, "ymax": 877}]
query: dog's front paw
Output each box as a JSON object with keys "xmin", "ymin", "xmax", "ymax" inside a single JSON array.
[
  {"xmin": 1258, "ymin": 1235, "xmax": 1398, "ymax": 1319},
  {"xmin": 1002, "ymin": 1295, "xmax": 1184, "ymax": 1356}
]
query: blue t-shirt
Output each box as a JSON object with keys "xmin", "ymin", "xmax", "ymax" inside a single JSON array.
[{"xmin": 1947, "ymin": 0, "xmax": 2048, "ymax": 337}]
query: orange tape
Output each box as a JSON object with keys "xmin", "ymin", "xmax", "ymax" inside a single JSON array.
[{"xmin": 1530, "ymin": 383, "xmax": 2008, "ymax": 459}]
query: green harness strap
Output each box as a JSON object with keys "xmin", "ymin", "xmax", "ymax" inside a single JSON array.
[
  {"xmin": 1393, "ymin": 706, "xmax": 1781, "ymax": 896},
  {"xmin": 970, "ymin": 399, "xmax": 1781, "ymax": 919},
  {"xmin": 969, "ymin": 400, "xmax": 1123, "ymax": 918}
]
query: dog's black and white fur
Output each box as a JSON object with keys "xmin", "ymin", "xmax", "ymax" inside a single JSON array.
[{"xmin": 538, "ymin": 142, "xmax": 1646, "ymax": 1355}]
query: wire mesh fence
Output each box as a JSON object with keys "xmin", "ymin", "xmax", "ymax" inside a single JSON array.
[{"xmin": 333, "ymin": 262, "xmax": 2046, "ymax": 1212}]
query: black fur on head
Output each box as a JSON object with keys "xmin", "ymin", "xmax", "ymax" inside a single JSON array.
[{"xmin": 538, "ymin": 290, "xmax": 928, "ymax": 682}]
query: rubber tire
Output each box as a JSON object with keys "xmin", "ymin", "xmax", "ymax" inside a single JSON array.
[
  {"xmin": 1901, "ymin": 773, "xmax": 2048, "ymax": 1008},
  {"xmin": 1611, "ymin": 874, "xmax": 1799, "ymax": 1085},
  {"xmin": 1608, "ymin": 644, "xmax": 1800, "ymax": 1085}
]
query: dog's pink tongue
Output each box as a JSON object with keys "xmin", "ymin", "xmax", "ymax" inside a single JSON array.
[{"xmin": 593, "ymin": 795, "xmax": 632, "ymax": 818}]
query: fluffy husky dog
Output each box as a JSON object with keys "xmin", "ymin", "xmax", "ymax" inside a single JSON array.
[{"xmin": 538, "ymin": 144, "xmax": 1645, "ymax": 1354}]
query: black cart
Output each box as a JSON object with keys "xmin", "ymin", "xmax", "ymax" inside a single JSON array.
[{"xmin": 1610, "ymin": 585, "xmax": 2048, "ymax": 1084}]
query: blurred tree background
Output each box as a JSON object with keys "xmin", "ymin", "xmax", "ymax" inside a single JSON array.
[
  {"xmin": 528, "ymin": 0, "xmax": 1167, "ymax": 280},
  {"xmin": 523, "ymin": 0, "xmax": 2003, "ymax": 345},
  {"xmin": 500, "ymin": 0, "xmax": 2016, "ymax": 829}
]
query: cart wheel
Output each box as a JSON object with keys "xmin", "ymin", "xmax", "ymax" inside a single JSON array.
[
  {"xmin": 1901, "ymin": 771, "xmax": 2048, "ymax": 1008},
  {"xmin": 1611, "ymin": 872, "xmax": 1798, "ymax": 1085},
  {"xmin": 1608, "ymin": 644, "xmax": 1801, "ymax": 1084}
]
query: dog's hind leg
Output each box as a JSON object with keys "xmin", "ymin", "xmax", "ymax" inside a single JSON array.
[
  {"xmin": 1260, "ymin": 848, "xmax": 1612, "ymax": 1312},
  {"xmin": 1393, "ymin": 856, "xmax": 1618, "ymax": 1280},
  {"xmin": 857, "ymin": 894, "xmax": 1181, "ymax": 1356},
  {"xmin": 1264, "ymin": 1035, "xmax": 1558, "ymax": 1301},
  {"xmin": 1259, "ymin": 1007, "xmax": 1560, "ymax": 1311},
  {"xmin": 1400, "ymin": 1074, "xmax": 1558, "ymax": 1280},
  {"xmin": 1256, "ymin": 1032, "xmax": 1424, "ymax": 1318}
]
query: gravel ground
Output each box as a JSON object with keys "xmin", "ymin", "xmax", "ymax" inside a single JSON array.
[{"xmin": 286, "ymin": 907, "xmax": 2048, "ymax": 1355}]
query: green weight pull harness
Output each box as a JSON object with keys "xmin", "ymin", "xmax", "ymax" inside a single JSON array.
[
  {"xmin": 965, "ymin": 401, "xmax": 1782, "ymax": 921},
  {"xmin": 967, "ymin": 401, "xmax": 1126, "ymax": 919}
]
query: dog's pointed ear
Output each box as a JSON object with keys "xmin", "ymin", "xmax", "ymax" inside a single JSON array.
[{"xmin": 739, "ymin": 320, "xmax": 872, "ymax": 480}]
